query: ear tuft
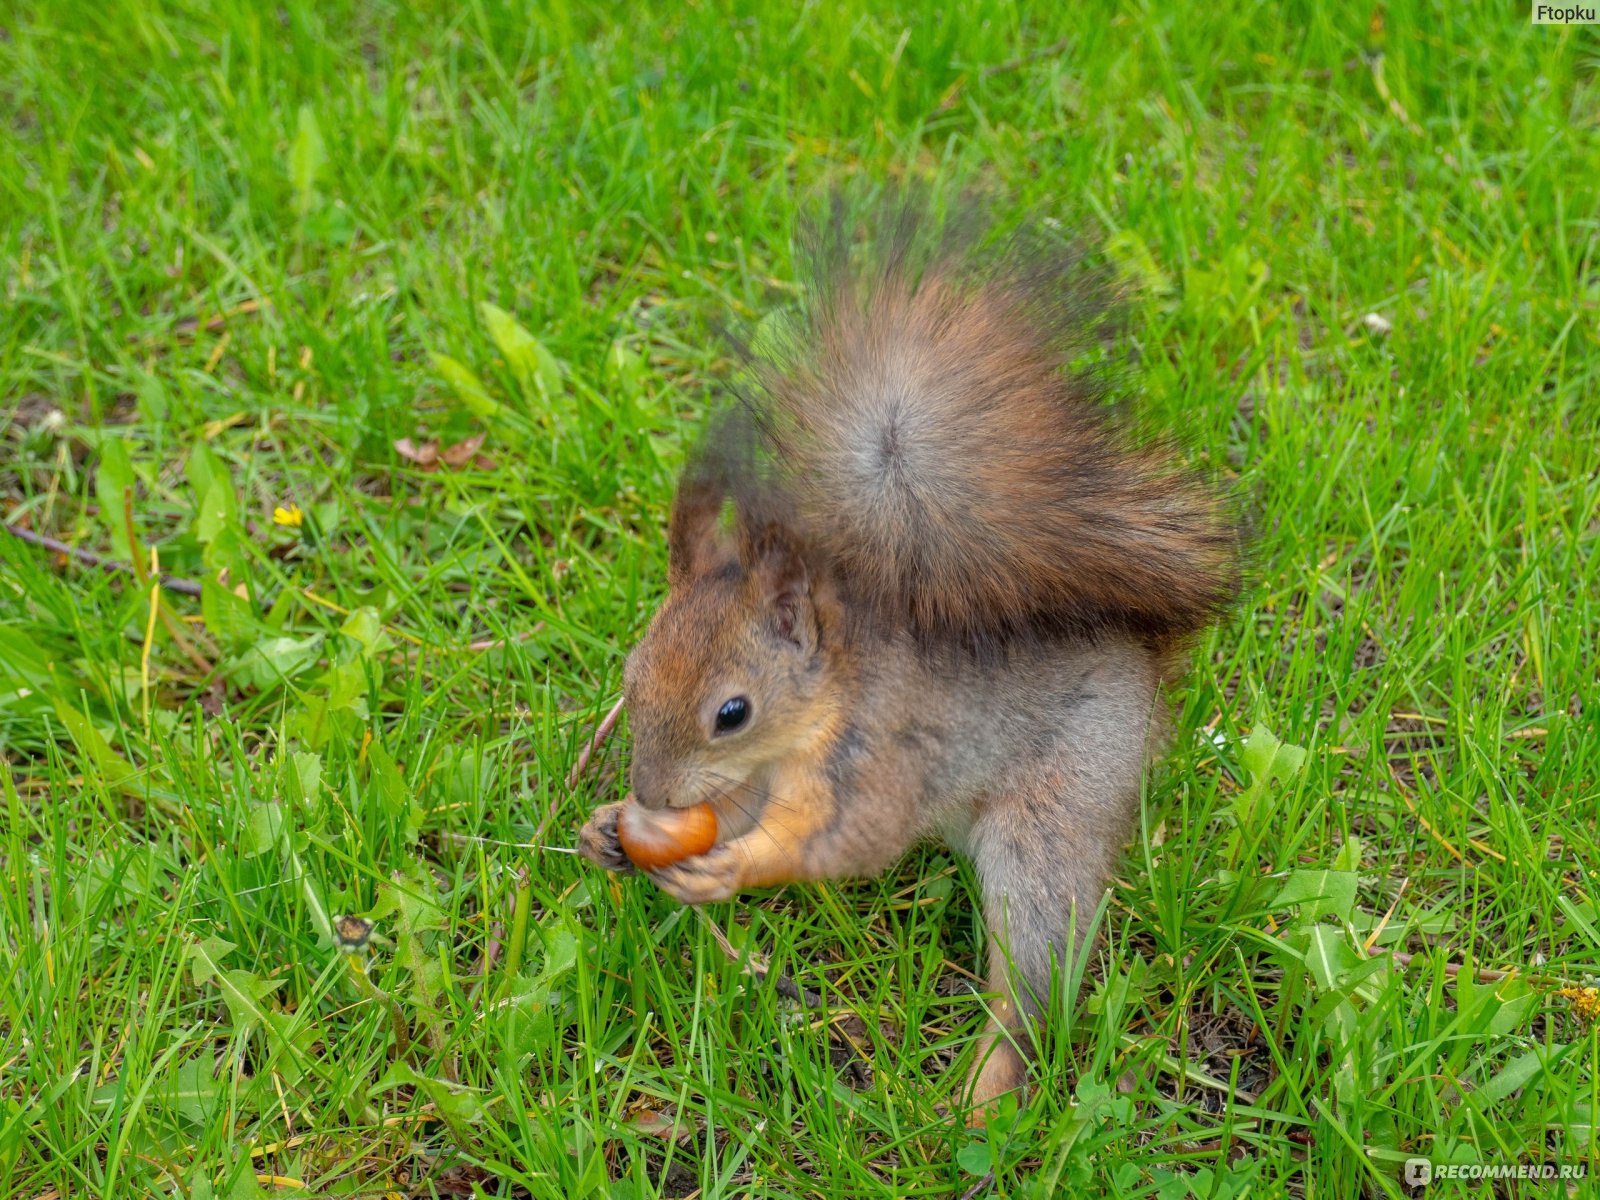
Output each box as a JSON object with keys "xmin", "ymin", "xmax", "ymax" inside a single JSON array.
[{"xmin": 667, "ymin": 476, "xmax": 729, "ymax": 586}]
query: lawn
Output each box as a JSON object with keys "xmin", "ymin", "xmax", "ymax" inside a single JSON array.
[{"xmin": 2, "ymin": 2, "xmax": 1598, "ymax": 1197}]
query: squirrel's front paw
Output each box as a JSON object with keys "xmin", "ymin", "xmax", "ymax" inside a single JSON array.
[
  {"xmin": 648, "ymin": 843, "xmax": 741, "ymax": 905},
  {"xmin": 577, "ymin": 802, "xmax": 636, "ymax": 874}
]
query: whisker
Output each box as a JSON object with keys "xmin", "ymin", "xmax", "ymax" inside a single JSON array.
[
  {"xmin": 701, "ymin": 770, "xmax": 804, "ymax": 867},
  {"xmin": 704, "ymin": 769, "xmax": 800, "ymax": 813},
  {"xmin": 696, "ymin": 776, "xmax": 763, "ymax": 831}
]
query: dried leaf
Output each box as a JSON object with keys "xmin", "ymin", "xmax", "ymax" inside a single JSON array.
[
  {"xmin": 626, "ymin": 1106, "xmax": 692, "ymax": 1142},
  {"xmin": 439, "ymin": 433, "xmax": 486, "ymax": 467},
  {"xmin": 393, "ymin": 437, "xmax": 439, "ymax": 468}
]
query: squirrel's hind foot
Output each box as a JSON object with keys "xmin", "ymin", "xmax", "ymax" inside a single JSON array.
[{"xmin": 964, "ymin": 1029, "xmax": 1031, "ymax": 1127}]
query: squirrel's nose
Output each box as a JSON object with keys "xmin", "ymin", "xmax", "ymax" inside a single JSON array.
[
  {"xmin": 629, "ymin": 758, "xmax": 676, "ymax": 810},
  {"xmin": 628, "ymin": 777, "xmax": 667, "ymax": 811}
]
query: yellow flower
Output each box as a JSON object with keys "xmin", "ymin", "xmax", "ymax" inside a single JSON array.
[
  {"xmin": 1556, "ymin": 986, "xmax": 1600, "ymax": 1025},
  {"xmin": 273, "ymin": 503, "xmax": 304, "ymax": 528}
]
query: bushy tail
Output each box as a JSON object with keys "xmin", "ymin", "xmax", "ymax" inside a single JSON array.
[{"xmin": 718, "ymin": 201, "xmax": 1240, "ymax": 645}]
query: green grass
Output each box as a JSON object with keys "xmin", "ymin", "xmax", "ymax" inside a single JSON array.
[{"xmin": 2, "ymin": 1, "xmax": 1598, "ymax": 1196}]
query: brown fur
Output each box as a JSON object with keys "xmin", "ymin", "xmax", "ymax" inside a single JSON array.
[
  {"xmin": 578, "ymin": 202, "xmax": 1241, "ymax": 1120},
  {"xmin": 725, "ymin": 203, "xmax": 1240, "ymax": 645}
]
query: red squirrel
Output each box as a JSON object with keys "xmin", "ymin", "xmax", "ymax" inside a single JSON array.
[{"xmin": 580, "ymin": 201, "xmax": 1240, "ymax": 1111}]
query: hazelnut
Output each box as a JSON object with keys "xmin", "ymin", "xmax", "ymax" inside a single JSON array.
[{"xmin": 616, "ymin": 798, "xmax": 718, "ymax": 870}]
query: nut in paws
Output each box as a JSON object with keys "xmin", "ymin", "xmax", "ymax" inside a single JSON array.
[{"xmin": 649, "ymin": 844, "xmax": 741, "ymax": 904}]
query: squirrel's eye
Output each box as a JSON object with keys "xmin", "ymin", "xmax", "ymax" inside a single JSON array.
[{"xmin": 714, "ymin": 696, "xmax": 751, "ymax": 734}]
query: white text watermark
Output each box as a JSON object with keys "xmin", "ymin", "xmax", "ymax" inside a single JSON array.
[{"xmin": 1404, "ymin": 1158, "xmax": 1588, "ymax": 1186}]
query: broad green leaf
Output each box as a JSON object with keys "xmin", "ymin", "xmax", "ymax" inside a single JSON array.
[
  {"xmin": 234, "ymin": 634, "xmax": 323, "ymax": 690},
  {"xmin": 1300, "ymin": 924, "xmax": 1361, "ymax": 991},
  {"xmin": 135, "ymin": 369, "xmax": 170, "ymax": 421},
  {"xmin": 1456, "ymin": 973, "xmax": 1539, "ymax": 1036},
  {"xmin": 69, "ymin": 849, "xmax": 160, "ymax": 917},
  {"xmin": 503, "ymin": 975, "xmax": 556, "ymax": 1056},
  {"xmin": 186, "ymin": 441, "xmax": 224, "ymax": 501},
  {"xmin": 291, "ymin": 663, "xmax": 370, "ymax": 749},
  {"xmin": 196, "ymin": 478, "xmax": 235, "ymax": 545},
  {"xmin": 157, "ymin": 1059, "xmax": 231, "ymax": 1125},
  {"xmin": 1297, "ymin": 925, "xmax": 1363, "ymax": 1092},
  {"xmin": 51, "ymin": 696, "xmax": 135, "ymax": 786},
  {"xmin": 200, "ymin": 577, "xmax": 257, "ymax": 650},
  {"xmin": 242, "ymin": 800, "xmax": 285, "ymax": 857},
  {"xmin": 188, "ymin": 444, "xmax": 243, "ymax": 570},
  {"xmin": 1241, "ymin": 723, "xmax": 1308, "ymax": 792},
  {"xmin": 1332, "ymin": 835, "xmax": 1363, "ymax": 872},
  {"xmin": 1476, "ymin": 1042, "xmax": 1569, "ymax": 1104},
  {"xmin": 1105, "ymin": 228, "xmax": 1174, "ymax": 296},
  {"xmin": 480, "ymin": 302, "xmax": 561, "ymax": 401},
  {"xmin": 302, "ymin": 199, "xmax": 356, "ymax": 244},
  {"xmin": 1235, "ymin": 722, "xmax": 1308, "ymax": 827},
  {"xmin": 1272, "ymin": 869, "xmax": 1358, "ymax": 924},
  {"xmin": 748, "ymin": 307, "xmax": 790, "ymax": 360},
  {"xmin": 437, "ymin": 744, "xmax": 491, "ymax": 808},
  {"xmin": 289, "ymin": 751, "xmax": 322, "ymax": 806},
  {"xmin": 0, "ymin": 627, "xmax": 52, "ymax": 688},
  {"xmin": 1488, "ymin": 986, "xmax": 1538, "ymax": 1036},
  {"xmin": 364, "ymin": 738, "xmax": 419, "ymax": 842},
  {"xmin": 537, "ymin": 922, "xmax": 578, "ymax": 981},
  {"xmin": 289, "ymin": 104, "xmax": 326, "ymax": 217},
  {"xmin": 374, "ymin": 1062, "xmax": 485, "ymax": 1127},
  {"xmin": 376, "ymin": 862, "xmax": 446, "ymax": 1006},
  {"xmin": 285, "ymin": 845, "xmax": 334, "ymax": 947},
  {"xmin": 339, "ymin": 606, "xmax": 390, "ymax": 658},
  {"xmin": 429, "ymin": 351, "xmax": 499, "ymax": 419},
  {"xmin": 955, "ymin": 1139, "xmax": 992, "ymax": 1175},
  {"xmin": 500, "ymin": 919, "xmax": 579, "ymax": 1055},
  {"xmin": 258, "ymin": 1010, "xmax": 317, "ymax": 1087},
  {"xmin": 604, "ymin": 338, "xmax": 644, "ymax": 399},
  {"xmin": 188, "ymin": 935, "xmax": 237, "ymax": 976},
  {"xmin": 95, "ymin": 437, "xmax": 137, "ymax": 558},
  {"xmin": 188, "ymin": 939, "xmax": 280, "ymax": 1035},
  {"xmin": 186, "ymin": 1162, "xmax": 217, "ymax": 1200}
]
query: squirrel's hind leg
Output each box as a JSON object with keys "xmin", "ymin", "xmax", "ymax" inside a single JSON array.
[{"xmin": 962, "ymin": 753, "xmax": 1140, "ymax": 1120}]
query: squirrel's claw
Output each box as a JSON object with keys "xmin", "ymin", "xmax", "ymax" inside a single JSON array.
[
  {"xmin": 577, "ymin": 802, "xmax": 637, "ymax": 874},
  {"xmin": 648, "ymin": 843, "xmax": 741, "ymax": 905}
]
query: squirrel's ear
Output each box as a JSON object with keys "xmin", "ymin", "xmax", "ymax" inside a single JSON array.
[
  {"xmin": 667, "ymin": 478, "xmax": 730, "ymax": 587},
  {"xmin": 752, "ymin": 538, "xmax": 817, "ymax": 654}
]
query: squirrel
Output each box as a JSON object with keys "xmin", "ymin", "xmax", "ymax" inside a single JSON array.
[{"xmin": 579, "ymin": 200, "xmax": 1240, "ymax": 1113}]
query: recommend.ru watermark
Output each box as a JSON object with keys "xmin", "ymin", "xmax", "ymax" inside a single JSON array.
[{"xmin": 1405, "ymin": 1158, "xmax": 1588, "ymax": 1187}]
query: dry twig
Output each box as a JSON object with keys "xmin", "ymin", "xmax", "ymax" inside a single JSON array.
[
  {"xmin": 4, "ymin": 522, "xmax": 204, "ymax": 597},
  {"xmin": 564, "ymin": 694, "xmax": 627, "ymax": 791},
  {"xmin": 983, "ymin": 36, "xmax": 1072, "ymax": 77}
]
